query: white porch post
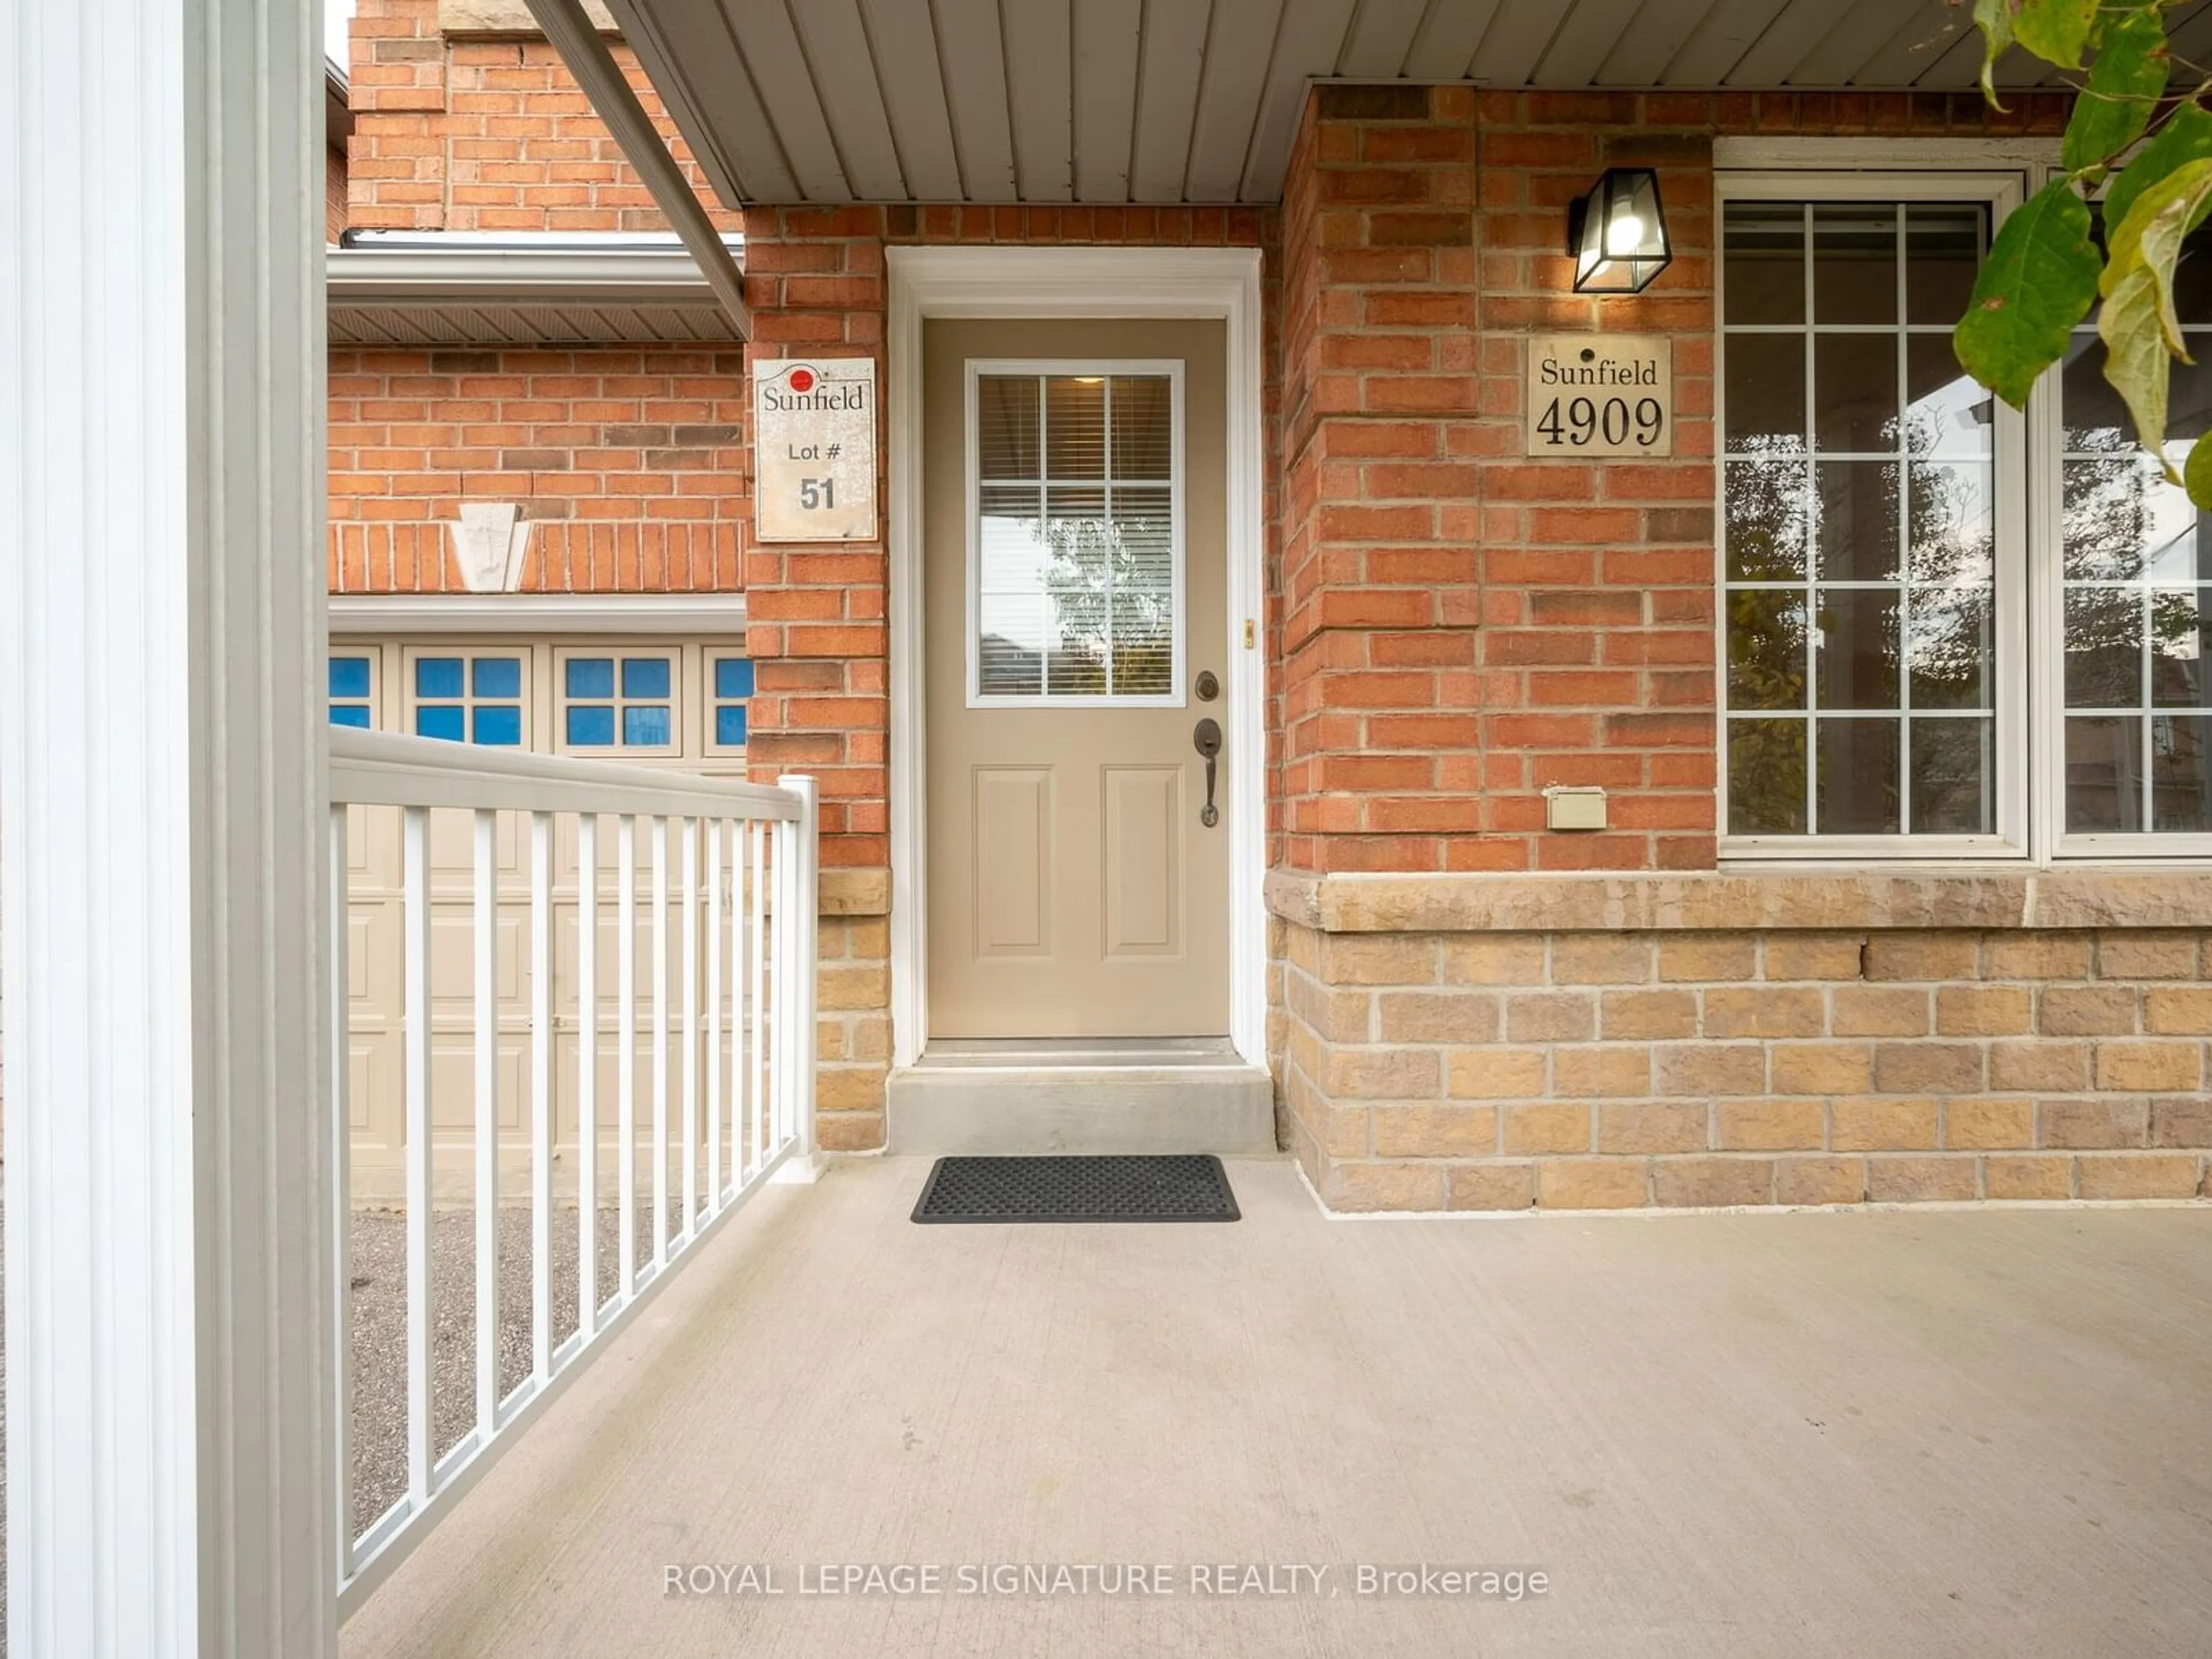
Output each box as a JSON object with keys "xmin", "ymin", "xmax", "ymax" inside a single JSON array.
[{"xmin": 0, "ymin": 0, "xmax": 336, "ymax": 1654}]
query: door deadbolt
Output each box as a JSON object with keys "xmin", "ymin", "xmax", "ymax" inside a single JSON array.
[
  {"xmin": 1194, "ymin": 669, "xmax": 1219, "ymax": 702},
  {"xmin": 1193, "ymin": 718, "xmax": 1223, "ymax": 828}
]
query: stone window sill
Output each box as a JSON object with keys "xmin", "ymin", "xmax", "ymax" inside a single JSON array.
[{"xmin": 1264, "ymin": 867, "xmax": 2212, "ymax": 934}]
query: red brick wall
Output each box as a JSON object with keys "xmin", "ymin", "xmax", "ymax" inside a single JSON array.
[
  {"xmin": 327, "ymin": 344, "xmax": 745, "ymax": 593},
  {"xmin": 1272, "ymin": 85, "xmax": 2070, "ymax": 877},
  {"xmin": 327, "ymin": 141, "xmax": 349, "ymax": 243},
  {"xmin": 345, "ymin": 0, "xmax": 740, "ymax": 234}
]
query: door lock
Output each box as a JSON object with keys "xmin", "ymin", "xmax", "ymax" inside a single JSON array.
[
  {"xmin": 1194, "ymin": 669, "xmax": 1219, "ymax": 702},
  {"xmin": 1193, "ymin": 718, "xmax": 1222, "ymax": 828}
]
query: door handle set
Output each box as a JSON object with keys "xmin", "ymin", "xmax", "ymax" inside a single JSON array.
[{"xmin": 1193, "ymin": 717, "xmax": 1222, "ymax": 828}]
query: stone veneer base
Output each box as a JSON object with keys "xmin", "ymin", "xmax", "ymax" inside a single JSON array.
[{"xmin": 1267, "ymin": 870, "xmax": 2212, "ymax": 1214}]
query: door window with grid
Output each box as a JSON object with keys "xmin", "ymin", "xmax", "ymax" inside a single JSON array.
[
  {"xmin": 968, "ymin": 365, "xmax": 1183, "ymax": 704},
  {"xmin": 1719, "ymin": 189, "xmax": 2012, "ymax": 848}
]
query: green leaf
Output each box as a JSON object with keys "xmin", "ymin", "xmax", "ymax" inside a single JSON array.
[
  {"xmin": 2013, "ymin": 0, "xmax": 2099, "ymax": 65},
  {"xmin": 2099, "ymin": 158, "xmax": 2212, "ymax": 476},
  {"xmin": 2062, "ymin": 4, "xmax": 2169, "ymax": 179},
  {"xmin": 1953, "ymin": 179, "xmax": 2100, "ymax": 408},
  {"xmin": 2186, "ymin": 428, "xmax": 2212, "ymax": 509},
  {"xmin": 2101, "ymin": 257, "xmax": 2177, "ymax": 474},
  {"xmin": 1971, "ymin": 0, "xmax": 2017, "ymax": 103},
  {"xmin": 2105, "ymin": 104, "xmax": 2212, "ymax": 247},
  {"xmin": 2104, "ymin": 156, "xmax": 2212, "ymax": 353}
]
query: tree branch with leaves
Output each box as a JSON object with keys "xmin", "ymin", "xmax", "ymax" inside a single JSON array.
[{"xmin": 1957, "ymin": 0, "xmax": 2212, "ymax": 503}]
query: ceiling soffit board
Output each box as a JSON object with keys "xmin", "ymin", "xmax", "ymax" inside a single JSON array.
[
  {"xmin": 1182, "ymin": 0, "xmax": 1285, "ymax": 202},
  {"xmin": 932, "ymin": 0, "xmax": 1020, "ymax": 201},
  {"xmin": 601, "ymin": 0, "xmax": 798, "ymax": 203},
  {"xmin": 1002, "ymin": 0, "xmax": 1075, "ymax": 200},
  {"xmin": 1469, "ymin": 1, "xmax": 1571, "ymax": 86},
  {"xmin": 328, "ymin": 300, "xmax": 739, "ymax": 346},
  {"xmin": 717, "ymin": 0, "xmax": 853, "ymax": 198},
  {"xmin": 1072, "ymin": 0, "xmax": 1143, "ymax": 202},
  {"xmin": 857, "ymin": 0, "xmax": 964, "ymax": 199},
  {"xmin": 1537, "ymin": 0, "xmax": 1649, "ymax": 87},
  {"xmin": 1336, "ymin": 0, "xmax": 1430, "ymax": 80},
  {"xmin": 1598, "ymin": 0, "xmax": 1722, "ymax": 85},
  {"xmin": 1661, "ymin": 0, "xmax": 1792, "ymax": 85},
  {"xmin": 597, "ymin": 0, "xmax": 2130, "ymax": 212},
  {"xmin": 1242, "ymin": 0, "xmax": 1361, "ymax": 201},
  {"xmin": 1127, "ymin": 0, "xmax": 1211, "ymax": 200},
  {"xmin": 1845, "ymin": 0, "xmax": 1979, "ymax": 88},
  {"xmin": 787, "ymin": 0, "xmax": 909, "ymax": 200}
]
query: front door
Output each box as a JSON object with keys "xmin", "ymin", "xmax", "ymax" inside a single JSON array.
[{"xmin": 923, "ymin": 317, "xmax": 1230, "ymax": 1039}]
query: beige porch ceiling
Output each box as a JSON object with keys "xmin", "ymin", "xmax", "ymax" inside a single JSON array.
[{"xmin": 600, "ymin": 0, "xmax": 2212, "ymax": 208}]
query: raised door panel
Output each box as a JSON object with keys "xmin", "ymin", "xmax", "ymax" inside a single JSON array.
[
  {"xmin": 971, "ymin": 766, "xmax": 1054, "ymax": 957},
  {"xmin": 1101, "ymin": 764, "xmax": 1180, "ymax": 957}
]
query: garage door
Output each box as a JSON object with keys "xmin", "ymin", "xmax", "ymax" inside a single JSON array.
[{"xmin": 332, "ymin": 638, "xmax": 756, "ymax": 1205}]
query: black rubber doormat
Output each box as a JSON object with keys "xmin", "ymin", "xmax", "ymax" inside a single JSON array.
[{"xmin": 911, "ymin": 1154, "xmax": 1240, "ymax": 1224}]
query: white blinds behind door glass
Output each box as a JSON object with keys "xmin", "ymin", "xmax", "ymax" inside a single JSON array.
[{"xmin": 974, "ymin": 372, "xmax": 1176, "ymax": 699}]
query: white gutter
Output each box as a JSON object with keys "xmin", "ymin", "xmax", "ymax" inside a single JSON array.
[
  {"xmin": 328, "ymin": 593, "xmax": 746, "ymax": 636},
  {"xmin": 327, "ymin": 242, "xmax": 738, "ymax": 305},
  {"xmin": 522, "ymin": 0, "xmax": 752, "ymax": 339}
]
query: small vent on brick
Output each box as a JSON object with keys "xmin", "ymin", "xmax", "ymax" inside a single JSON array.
[{"xmin": 1858, "ymin": 941, "xmax": 1872, "ymax": 980}]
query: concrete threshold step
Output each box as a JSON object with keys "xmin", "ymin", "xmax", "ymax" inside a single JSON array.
[{"xmin": 886, "ymin": 1039, "xmax": 1277, "ymax": 1156}]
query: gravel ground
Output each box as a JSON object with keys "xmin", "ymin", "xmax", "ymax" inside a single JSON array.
[{"xmin": 349, "ymin": 1200, "xmax": 664, "ymax": 1536}]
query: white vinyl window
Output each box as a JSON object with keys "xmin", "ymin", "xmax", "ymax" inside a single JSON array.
[
  {"xmin": 2055, "ymin": 203, "xmax": 2212, "ymax": 852},
  {"xmin": 965, "ymin": 360, "xmax": 1184, "ymax": 706},
  {"xmin": 1717, "ymin": 171, "xmax": 2027, "ymax": 858}
]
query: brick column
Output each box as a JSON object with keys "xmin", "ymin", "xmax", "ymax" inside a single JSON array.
[
  {"xmin": 1277, "ymin": 85, "xmax": 1487, "ymax": 874},
  {"xmin": 1275, "ymin": 85, "xmax": 1724, "ymax": 875}
]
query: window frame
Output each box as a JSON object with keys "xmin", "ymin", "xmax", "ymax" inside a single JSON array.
[
  {"xmin": 328, "ymin": 648, "xmax": 378, "ymax": 729},
  {"xmin": 2032, "ymin": 162, "xmax": 2212, "ymax": 861},
  {"xmin": 703, "ymin": 651, "xmax": 756, "ymax": 756},
  {"xmin": 1715, "ymin": 168, "xmax": 2031, "ymax": 863},
  {"xmin": 399, "ymin": 642, "xmax": 533, "ymax": 749},
  {"xmin": 551, "ymin": 644, "xmax": 683, "ymax": 757},
  {"xmin": 962, "ymin": 357, "xmax": 1188, "ymax": 710}
]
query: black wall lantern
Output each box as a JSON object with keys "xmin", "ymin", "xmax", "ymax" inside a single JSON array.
[{"xmin": 1567, "ymin": 167, "xmax": 1671, "ymax": 294}]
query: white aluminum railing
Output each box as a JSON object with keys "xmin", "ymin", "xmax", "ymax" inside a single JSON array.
[{"xmin": 325, "ymin": 728, "xmax": 818, "ymax": 1616}]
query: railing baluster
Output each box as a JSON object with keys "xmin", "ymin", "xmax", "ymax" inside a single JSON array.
[
  {"xmin": 329, "ymin": 806, "xmax": 355, "ymax": 1570},
  {"xmin": 472, "ymin": 808, "xmax": 500, "ymax": 1444},
  {"xmin": 531, "ymin": 810, "xmax": 552, "ymax": 1385},
  {"xmin": 730, "ymin": 819, "xmax": 748, "ymax": 1196},
  {"xmin": 751, "ymin": 817, "xmax": 770, "ymax": 1159},
  {"xmin": 616, "ymin": 813, "xmax": 637, "ymax": 1301},
  {"xmin": 776, "ymin": 775, "xmax": 820, "ymax": 1164},
  {"xmin": 577, "ymin": 810, "xmax": 599, "ymax": 1338},
  {"xmin": 738, "ymin": 823, "xmax": 756, "ymax": 1194},
  {"xmin": 652, "ymin": 815, "xmax": 669, "ymax": 1268},
  {"xmin": 770, "ymin": 815, "xmax": 790, "ymax": 1154},
  {"xmin": 401, "ymin": 804, "xmax": 433, "ymax": 1512},
  {"xmin": 680, "ymin": 816, "xmax": 698, "ymax": 1240},
  {"xmin": 705, "ymin": 816, "xmax": 722, "ymax": 1215}
]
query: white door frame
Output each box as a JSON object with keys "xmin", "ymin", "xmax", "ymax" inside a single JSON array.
[{"xmin": 885, "ymin": 245, "xmax": 1268, "ymax": 1069}]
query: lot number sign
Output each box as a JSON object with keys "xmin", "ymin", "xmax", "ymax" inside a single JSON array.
[
  {"xmin": 1524, "ymin": 335, "xmax": 1672, "ymax": 458},
  {"xmin": 754, "ymin": 359, "xmax": 876, "ymax": 541}
]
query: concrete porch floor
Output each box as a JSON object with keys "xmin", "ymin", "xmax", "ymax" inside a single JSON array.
[{"xmin": 340, "ymin": 1158, "xmax": 2212, "ymax": 1659}]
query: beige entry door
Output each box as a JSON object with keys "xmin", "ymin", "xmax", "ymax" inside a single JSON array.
[{"xmin": 925, "ymin": 317, "xmax": 1231, "ymax": 1039}]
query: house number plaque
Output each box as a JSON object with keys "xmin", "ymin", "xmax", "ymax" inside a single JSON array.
[
  {"xmin": 1524, "ymin": 334, "xmax": 1672, "ymax": 458},
  {"xmin": 753, "ymin": 358, "xmax": 877, "ymax": 541}
]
